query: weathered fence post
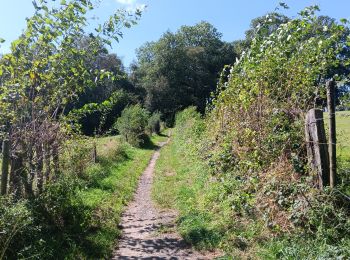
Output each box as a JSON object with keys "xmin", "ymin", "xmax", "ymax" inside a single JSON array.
[
  {"xmin": 326, "ymin": 79, "xmax": 336, "ymax": 188},
  {"xmin": 52, "ymin": 143, "xmax": 60, "ymax": 179},
  {"xmin": 9, "ymin": 150, "xmax": 25, "ymax": 199},
  {"xmin": 305, "ymin": 109, "xmax": 330, "ymax": 188},
  {"xmin": 92, "ymin": 142, "xmax": 97, "ymax": 163},
  {"xmin": 1, "ymin": 139, "xmax": 10, "ymax": 195},
  {"xmin": 36, "ymin": 143, "xmax": 44, "ymax": 193}
]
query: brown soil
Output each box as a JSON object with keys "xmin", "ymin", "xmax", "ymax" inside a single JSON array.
[{"xmin": 112, "ymin": 140, "xmax": 214, "ymax": 260}]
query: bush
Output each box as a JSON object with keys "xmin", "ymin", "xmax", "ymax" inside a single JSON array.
[
  {"xmin": 0, "ymin": 198, "xmax": 33, "ymax": 259},
  {"xmin": 147, "ymin": 112, "xmax": 161, "ymax": 135},
  {"xmin": 61, "ymin": 137, "xmax": 95, "ymax": 177},
  {"xmin": 114, "ymin": 104, "xmax": 150, "ymax": 147},
  {"xmin": 29, "ymin": 175, "xmax": 91, "ymax": 258}
]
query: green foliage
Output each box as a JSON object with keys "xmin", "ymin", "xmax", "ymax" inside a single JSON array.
[
  {"xmin": 67, "ymin": 90, "xmax": 134, "ymax": 135},
  {"xmin": 0, "ymin": 0, "xmax": 140, "ymax": 128},
  {"xmin": 0, "ymin": 1, "xmax": 144, "ymax": 257},
  {"xmin": 208, "ymin": 5, "xmax": 350, "ymax": 176},
  {"xmin": 115, "ymin": 104, "xmax": 150, "ymax": 147},
  {"xmin": 63, "ymin": 43, "xmax": 139, "ymax": 136},
  {"xmin": 31, "ymin": 175, "xmax": 90, "ymax": 258},
  {"xmin": 61, "ymin": 137, "xmax": 95, "ymax": 177},
  {"xmin": 200, "ymin": 6, "xmax": 350, "ymax": 257},
  {"xmin": 0, "ymin": 0, "xmax": 142, "ymax": 201},
  {"xmin": 133, "ymin": 22, "xmax": 237, "ymax": 120},
  {"xmin": 0, "ymin": 198, "xmax": 33, "ymax": 259},
  {"xmin": 0, "ymin": 134, "xmax": 161, "ymax": 258},
  {"xmin": 154, "ymin": 88, "xmax": 350, "ymax": 258},
  {"xmin": 243, "ymin": 12, "xmax": 290, "ymax": 50},
  {"xmin": 147, "ymin": 112, "xmax": 162, "ymax": 135}
]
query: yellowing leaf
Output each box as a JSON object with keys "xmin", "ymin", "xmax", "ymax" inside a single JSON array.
[{"xmin": 30, "ymin": 71, "xmax": 36, "ymax": 80}]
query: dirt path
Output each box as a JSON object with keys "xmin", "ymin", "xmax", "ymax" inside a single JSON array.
[{"xmin": 112, "ymin": 140, "xmax": 212, "ymax": 260}]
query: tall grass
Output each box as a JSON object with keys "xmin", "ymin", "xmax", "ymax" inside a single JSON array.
[
  {"xmin": 0, "ymin": 134, "xmax": 163, "ymax": 259},
  {"xmin": 153, "ymin": 108, "xmax": 350, "ymax": 259}
]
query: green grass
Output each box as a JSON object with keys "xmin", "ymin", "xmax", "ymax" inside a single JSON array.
[
  {"xmin": 152, "ymin": 112, "xmax": 350, "ymax": 259},
  {"xmin": 65, "ymin": 133, "xmax": 167, "ymax": 258},
  {"xmin": 324, "ymin": 111, "xmax": 350, "ymax": 160},
  {"xmin": 152, "ymin": 133, "xmax": 268, "ymax": 258},
  {"xmin": 335, "ymin": 111, "xmax": 350, "ymax": 159},
  {"xmin": 0, "ymin": 133, "xmax": 168, "ymax": 259},
  {"xmin": 152, "ymin": 131, "xmax": 232, "ymax": 253},
  {"xmin": 150, "ymin": 130, "xmax": 170, "ymax": 143}
]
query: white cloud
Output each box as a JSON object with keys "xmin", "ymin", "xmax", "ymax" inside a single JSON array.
[
  {"xmin": 116, "ymin": 0, "xmax": 137, "ymax": 5},
  {"xmin": 116, "ymin": 0, "xmax": 146, "ymax": 13}
]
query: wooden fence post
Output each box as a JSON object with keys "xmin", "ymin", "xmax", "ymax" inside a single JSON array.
[
  {"xmin": 305, "ymin": 109, "xmax": 330, "ymax": 188},
  {"xmin": 327, "ymin": 79, "xmax": 336, "ymax": 188},
  {"xmin": 92, "ymin": 142, "xmax": 97, "ymax": 163},
  {"xmin": 1, "ymin": 139, "xmax": 10, "ymax": 195}
]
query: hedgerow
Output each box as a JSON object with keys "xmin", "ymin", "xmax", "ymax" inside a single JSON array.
[{"xmin": 159, "ymin": 6, "xmax": 350, "ymax": 258}]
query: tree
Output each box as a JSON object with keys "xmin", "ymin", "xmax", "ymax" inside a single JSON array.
[
  {"xmin": 64, "ymin": 37, "xmax": 138, "ymax": 135},
  {"xmin": 134, "ymin": 22, "xmax": 237, "ymax": 122},
  {"xmin": 0, "ymin": 0, "xmax": 141, "ymax": 198}
]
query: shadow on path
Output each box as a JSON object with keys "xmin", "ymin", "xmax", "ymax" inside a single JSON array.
[{"xmin": 112, "ymin": 140, "xmax": 213, "ymax": 260}]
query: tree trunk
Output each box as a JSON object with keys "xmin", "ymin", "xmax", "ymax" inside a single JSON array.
[
  {"xmin": 23, "ymin": 143, "xmax": 35, "ymax": 198},
  {"xmin": 9, "ymin": 152, "xmax": 24, "ymax": 199},
  {"xmin": 1, "ymin": 139, "xmax": 10, "ymax": 195}
]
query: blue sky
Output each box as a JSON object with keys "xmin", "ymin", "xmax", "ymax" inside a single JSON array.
[{"xmin": 1, "ymin": 0, "xmax": 350, "ymax": 67}]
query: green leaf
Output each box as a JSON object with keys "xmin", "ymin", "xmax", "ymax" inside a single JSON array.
[
  {"xmin": 279, "ymin": 2, "xmax": 289, "ymax": 9},
  {"xmin": 340, "ymin": 18, "xmax": 348, "ymax": 24}
]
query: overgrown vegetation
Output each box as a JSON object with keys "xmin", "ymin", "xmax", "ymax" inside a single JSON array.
[
  {"xmin": 154, "ymin": 107, "xmax": 350, "ymax": 258},
  {"xmin": 153, "ymin": 5, "xmax": 350, "ymax": 259},
  {"xmin": 114, "ymin": 104, "xmax": 150, "ymax": 147},
  {"xmin": 0, "ymin": 0, "xmax": 155, "ymax": 258},
  {"xmin": 1, "ymin": 0, "xmax": 350, "ymax": 258},
  {"xmin": 0, "ymin": 134, "xmax": 165, "ymax": 258}
]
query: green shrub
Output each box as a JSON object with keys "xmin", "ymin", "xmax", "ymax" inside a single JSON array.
[
  {"xmin": 147, "ymin": 112, "xmax": 161, "ymax": 135},
  {"xmin": 31, "ymin": 175, "xmax": 91, "ymax": 258},
  {"xmin": 0, "ymin": 198, "xmax": 33, "ymax": 259},
  {"xmin": 114, "ymin": 104, "xmax": 150, "ymax": 147},
  {"xmin": 61, "ymin": 137, "xmax": 95, "ymax": 177},
  {"xmin": 155, "ymin": 105, "xmax": 350, "ymax": 258}
]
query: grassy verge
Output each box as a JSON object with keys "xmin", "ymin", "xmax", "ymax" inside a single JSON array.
[
  {"xmin": 72, "ymin": 133, "xmax": 171, "ymax": 258},
  {"xmin": 74, "ymin": 135, "xmax": 156, "ymax": 258},
  {"xmin": 335, "ymin": 111, "xmax": 350, "ymax": 159},
  {"xmin": 152, "ymin": 130, "xmax": 232, "ymax": 254},
  {"xmin": 152, "ymin": 109, "xmax": 350, "ymax": 259},
  {"xmin": 0, "ymin": 134, "xmax": 166, "ymax": 259},
  {"xmin": 153, "ymin": 133, "xmax": 267, "ymax": 258}
]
